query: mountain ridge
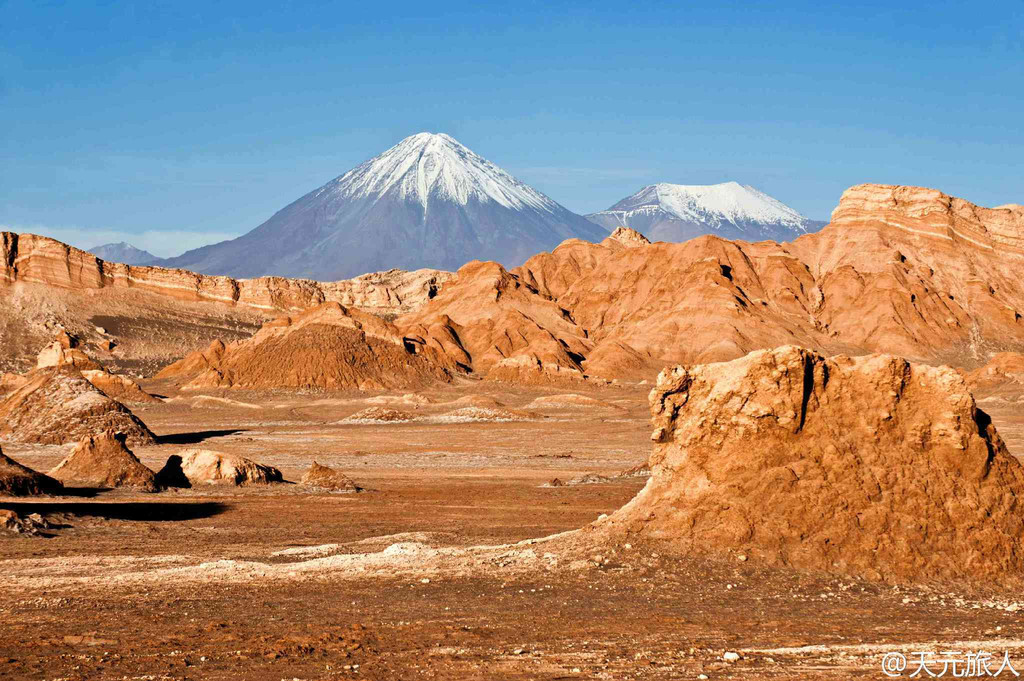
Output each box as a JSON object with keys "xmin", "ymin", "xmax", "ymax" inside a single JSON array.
[{"xmin": 88, "ymin": 242, "xmax": 162, "ymax": 266}]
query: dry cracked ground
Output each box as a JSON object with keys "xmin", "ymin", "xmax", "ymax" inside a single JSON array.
[{"xmin": 3, "ymin": 377, "xmax": 1024, "ymax": 680}]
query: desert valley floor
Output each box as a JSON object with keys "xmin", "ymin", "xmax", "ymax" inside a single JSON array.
[{"xmin": 3, "ymin": 375, "xmax": 1024, "ymax": 680}]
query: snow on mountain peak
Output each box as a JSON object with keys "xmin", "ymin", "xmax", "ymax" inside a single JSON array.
[
  {"xmin": 624, "ymin": 181, "xmax": 809, "ymax": 228},
  {"xmin": 322, "ymin": 132, "xmax": 559, "ymax": 214}
]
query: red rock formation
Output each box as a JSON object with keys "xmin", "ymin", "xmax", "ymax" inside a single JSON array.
[
  {"xmin": 397, "ymin": 184, "xmax": 1024, "ymax": 380},
  {"xmin": 158, "ymin": 302, "xmax": 458, "ymax": 390},
  {"xmin": 599, "ymin": 345, "xmax": 1024, "ymax": 583},
  {"xmin": 35, "ymin": 332, "xmax": 101, "ymax": 370},
  {"xmin": 399, "ymin": 260, "xmax": 593, "ymax": 384},
  {"xmin": 0, "ymin": 232, "xmax": 452, "ymax": 371},
  {"xmin": 7, "ymin": 184, "xmax": 1022, "ymax": 383},
  {"xmin": 155, "ymin": 340, "xmax": 226, "ymax": 380},
  {"xmin": 80, "ymin": 370, "xmax": 161, "ymax": 404},
  {"xmin": 788, "ymin": 184, "xmax": 1024, "ymax": 359},
  {"xmin": 30, "ymin": 333, "xmax": 159, "ymax": 403}
]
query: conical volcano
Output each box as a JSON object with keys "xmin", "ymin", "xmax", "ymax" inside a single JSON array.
[{"xmin": 164, "ymin": 133, "xmax": 606, "ymax": 280}]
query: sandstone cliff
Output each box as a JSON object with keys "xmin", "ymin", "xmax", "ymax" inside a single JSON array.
[{"xmin": 1, "ymin": 232, "xmax": 452, "ymax": 315}]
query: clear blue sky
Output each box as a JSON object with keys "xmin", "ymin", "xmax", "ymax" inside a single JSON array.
[{"xmin": 1, "ymin": 0, "xmax": 1021, "ymax": 256}]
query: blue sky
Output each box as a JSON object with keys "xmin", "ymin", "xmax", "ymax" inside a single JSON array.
[{"xmin": 1, "ymin": 0, "xmax": 1021, "ymax": 256}]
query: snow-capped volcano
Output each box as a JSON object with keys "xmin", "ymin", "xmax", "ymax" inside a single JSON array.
[
  {"xmin": 586, "ymin": 182, "xmax": 825, "ymax": 242},
  {"xmin": 163, "ymin": 133, "xmax": 606, "ymax": 280},
  {"xmin": 330, "ymin": 132, "xmax": 560, "ymax": 213}
]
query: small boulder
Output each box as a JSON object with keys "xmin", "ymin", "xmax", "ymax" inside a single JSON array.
[
  {"xmin": 301, "ymin": 461, "xmax": 362, "ymax": 492},
  {"xmin": 168, "ymin": 449, "xmax": 283, "ymax": 486},
  {"xmin": 154, "ymin": 454, "xmax": 191, "ymax": 489},
  {"xmin": 0, "ymin": 509, "xmax": 53, "ymax": 535}
]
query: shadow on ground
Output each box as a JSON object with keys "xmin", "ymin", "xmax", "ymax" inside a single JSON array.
[
  {"xmin": 0, "ymin": 501, "xmax": 230, "ymax": 522},
  {"xmin": 157, "ymin": 429, "xmax": 246, "ymax": 445}
]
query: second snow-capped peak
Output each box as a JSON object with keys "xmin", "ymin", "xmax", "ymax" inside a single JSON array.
[{"xmin": 612, "ymin": 181, "xmax": 809, "ymax": 228}]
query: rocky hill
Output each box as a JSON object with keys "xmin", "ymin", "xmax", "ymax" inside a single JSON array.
[{"xmin": 156, "ymin": 302, "xmax": 458, "ymax": 390}]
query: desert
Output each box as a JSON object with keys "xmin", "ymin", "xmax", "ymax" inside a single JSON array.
[
  {"xmin": 1, "ymin": 181, "xmax": 1024, "ymax": 680},
  {"xmin": 4, "ymin": 6, "xmax": 1023, "ymax": 677}
]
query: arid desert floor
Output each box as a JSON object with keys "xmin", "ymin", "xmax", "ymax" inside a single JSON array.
[{"xmin": 2, "ymin": 377, "xmax": 1024, "ymax": 680}]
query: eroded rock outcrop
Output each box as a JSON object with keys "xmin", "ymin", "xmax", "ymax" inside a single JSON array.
[
  {"xmin": 0, "ymin": 367, "xmax": 156, "ymax": 446},
  {"xmin": 80, "ymin": 369, "xmax": 160, "ymax": 404},
  {"xmin": 968, "ymin": 352, "xmax": 1024, "ymax": 390},
  {"xmin": 0, "ymin": 447, "xmax": 62, "ymax": 496},
  {"xmin": 31, "ymin": 333, "xmax": 159, "ymax": 403},
  {"xmin": 0, "ymin": 509, "xmax": 55, "ymax": 535},
  {"xmin": 49, "ymin": 431, "xmax": 158, "ymax": 491},
  {"xmin": 0, "ymin": 372, "xmax": 28, "ymax": 396},
  {"xmin": 158, "ymin": 302, "xmax": 457, "ymax": 390},
  {"xmin": 35, "ymin": 331, "xmax": 101, "ymax": 371},
  {"xmin": 606, "ymin": 226, "xmax": 651, "ymax": 248},
  {"xmin": 602, "ymin": 346, "xmax": 1024, "ymax": 583},
  {"xmin": 400, "ymin": 260, "xmax": 595, "ymax": 383}
]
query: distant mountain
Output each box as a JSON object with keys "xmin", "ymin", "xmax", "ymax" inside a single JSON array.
[
  {"xmin": 88, "ymin": 242, "xmax": 162, "ymax": 266},
  {"xmin": 586, "ymin": 182, "xmax": 826, "ymax": 242},
  {"xmin": 162, "ymin": 133, "xmax": 607, "ymax": 280}
]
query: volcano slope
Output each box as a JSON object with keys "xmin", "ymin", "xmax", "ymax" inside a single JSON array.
[{"xmin": 397, "ymin": 184, "xmax": 1024, "ymax": 382}]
